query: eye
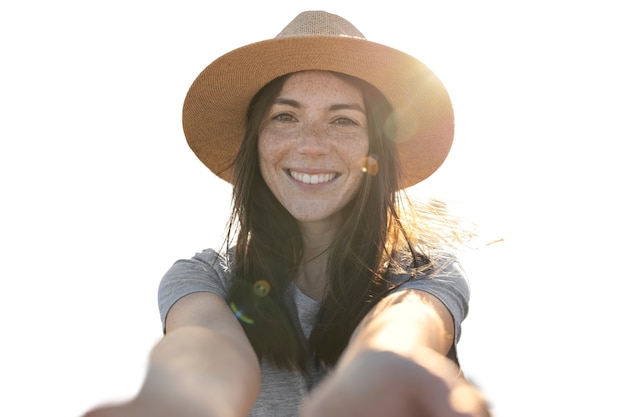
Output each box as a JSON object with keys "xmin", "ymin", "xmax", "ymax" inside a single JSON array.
[
  {"xmin": 332, "ymin": 117, "xmax": 359, "ymax": 126},
  {"xmin": 272, "ymin": 112, "xmax": 297, "ymax": 123}
]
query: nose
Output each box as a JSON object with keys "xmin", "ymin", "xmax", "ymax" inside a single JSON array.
[{"xmin": 296, "ymin": 122, "xmax": 329, "ymax": 156}]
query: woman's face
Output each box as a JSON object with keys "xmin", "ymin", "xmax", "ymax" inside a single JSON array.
[{"xmin": 258, "ymin": 71, "xmax": 369, "ymax": 227}]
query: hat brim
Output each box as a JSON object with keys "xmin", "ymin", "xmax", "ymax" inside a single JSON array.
[{"xmin": 182, "ymin": 35, "xmax": 454, "ymax": 189}]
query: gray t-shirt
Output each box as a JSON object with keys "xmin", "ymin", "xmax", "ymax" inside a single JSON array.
[{"xmin": 158, "ymin": 248, "xmax": 470, "ymax": 417}]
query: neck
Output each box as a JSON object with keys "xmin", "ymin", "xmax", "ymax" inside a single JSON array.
[
  {"xmin": 296, "ymin": 222, "xmax": 337, "ymax": 301},
  {"xmin": 296, "ymin": 253, "xmax": 328, "ymax": 301},
  {"xmin": 297, "ymin": 216, "xmax": 340, "ymax": 254}
]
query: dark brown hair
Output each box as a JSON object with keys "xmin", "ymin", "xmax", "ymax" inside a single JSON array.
[{"xmin": 225, "ymin": 71, "xmax": 426, "ymax": 372}]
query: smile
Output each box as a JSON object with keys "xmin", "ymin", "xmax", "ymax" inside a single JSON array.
[{"xmin": 288, "ymin": 170, "xmax": 338, "ymax": 185}]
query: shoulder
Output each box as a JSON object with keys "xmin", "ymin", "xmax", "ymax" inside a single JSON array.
[
  {"xmin": 161, "ymin": 248, "xmax": 234, "ymax": 286},
  {"xmin": 394, "ymin": 249, "xmax": 469, "ymax": 293},
  {"xmin": 388, "ymin": 250, "xmax": 470, "ymax": 340},
  {"xmin": 158, "ymin": 247, "xmax": 236, "ymax": 327},
  {"xmin": 389, "ymin": 249, "xmax": 467, "ymax": 283}
]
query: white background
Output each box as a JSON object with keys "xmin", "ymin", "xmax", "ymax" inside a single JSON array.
[{"xmin": 1, "ymin": 1, "xmax": 624, "ymax": 416}]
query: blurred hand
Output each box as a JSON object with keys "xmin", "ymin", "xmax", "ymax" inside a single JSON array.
[
  {"xmin": 82, "ymin": 389, "xmax": 224, "ymax": 417},
  {"xmin": 299, "ymin": 351, "xmax": 491, "ymax": 417}
]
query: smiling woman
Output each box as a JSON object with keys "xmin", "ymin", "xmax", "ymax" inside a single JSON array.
[
  {"xmin": 83, "ymin": 10, "xmax": 490, "ymax": 417},
  {"xmin": 258, "ymin": 71, "xmax": 369, "ymax": 226}
]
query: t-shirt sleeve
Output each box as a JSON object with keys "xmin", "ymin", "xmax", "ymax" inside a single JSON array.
[
  {"xmin": 158, "ymin": 248, "xmax": 232, "ymax": 330},
  {"xmin": 390, "ymin": 255, "xmax": 470, "ymax": 348}
]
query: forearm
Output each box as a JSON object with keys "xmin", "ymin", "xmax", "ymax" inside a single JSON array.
[
  {"xmin": 138, "ymin": 325, "xmax": 261, "ymax": 417},
  {"xmin": 340, "ymin": 289, "xmax": 454, "ymax": 369}
]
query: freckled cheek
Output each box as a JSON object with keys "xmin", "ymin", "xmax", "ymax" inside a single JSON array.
[
  {"xmin": 258, "ymin": 136, "xmax": 289, "ymax": 179},
  {"xmin": 260, "ymin": 144, "xmax": 287, "ymax": 165},
  {"xmin": 342, "ymin": 139, "xmax": 370, "ymax": 171}
]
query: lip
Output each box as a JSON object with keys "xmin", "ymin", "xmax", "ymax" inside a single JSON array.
[{"xmin": 286, "ymin": 169, "xmax": 339, "ymax": 185}]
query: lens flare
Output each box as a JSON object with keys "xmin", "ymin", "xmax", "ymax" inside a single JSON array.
[
  {"xmin": 229, "ymin": 301, "xmax": 254, "ymax": 324},
  {"xmin": 359, "ymin": 154, "xmax": 379, "ymax": 176},
  {"xmin": 253, "ymin": 280, "xmax": 271, "ymax": 297}
]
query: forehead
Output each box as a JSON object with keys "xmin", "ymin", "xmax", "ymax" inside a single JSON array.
[{"xmin": 279, "ymin": 70, "xmax": 365, "ymax": 103}]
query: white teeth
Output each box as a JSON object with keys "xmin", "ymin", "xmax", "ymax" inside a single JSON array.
[{"xmin": 290, "ymin": 170, "xmax": 336, "ymax": 184}]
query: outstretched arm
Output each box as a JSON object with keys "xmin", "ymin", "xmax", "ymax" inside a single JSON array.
[
  {"xmin": 300, "ymin": 289, "xmax": 490, "ymax": 417},
  {"xmin": 83, "ymin": 292, "xmax": 261, "ymax": 417}
]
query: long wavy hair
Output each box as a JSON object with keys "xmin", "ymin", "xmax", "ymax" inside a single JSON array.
[{"xmin": 224, "ymin": 71, "xmax": 448, "ymax": 372}]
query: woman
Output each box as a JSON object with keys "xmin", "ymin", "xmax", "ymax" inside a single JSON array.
[{"xmin": 85, "ymin": 10, "xmax": 490, "ymax": 417}]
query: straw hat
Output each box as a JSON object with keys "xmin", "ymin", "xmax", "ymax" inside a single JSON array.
[{"xmin": 182, "ymin": 10, "xmax": 454, "ymax": 189}]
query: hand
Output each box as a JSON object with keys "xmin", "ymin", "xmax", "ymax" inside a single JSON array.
[
  {"xmin": 299, "ymin": 350, "xmax": 490, "ymax": 417},
  {"xmin": 82, "ymin": 395, "xmax": 221, "ymax": 417},
  {"xmin": 81, "ymin": 373, "xmax": 230, "ymax": 417},
  {"xmin": 82, "ymin": 400, "xmax": 135, "ymax": 417}
]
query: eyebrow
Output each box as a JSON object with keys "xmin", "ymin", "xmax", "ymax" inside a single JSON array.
[
  {"xmin": 274, "ymin": 98, "xmax": 301, "ymax": 108},
  {"xmin": 329, "ymin": 103, "xmax": 366, "ymax": 114},
  {"xmin": 273, "ymin": 98, "xmax": 366, "ymax": 114}
]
